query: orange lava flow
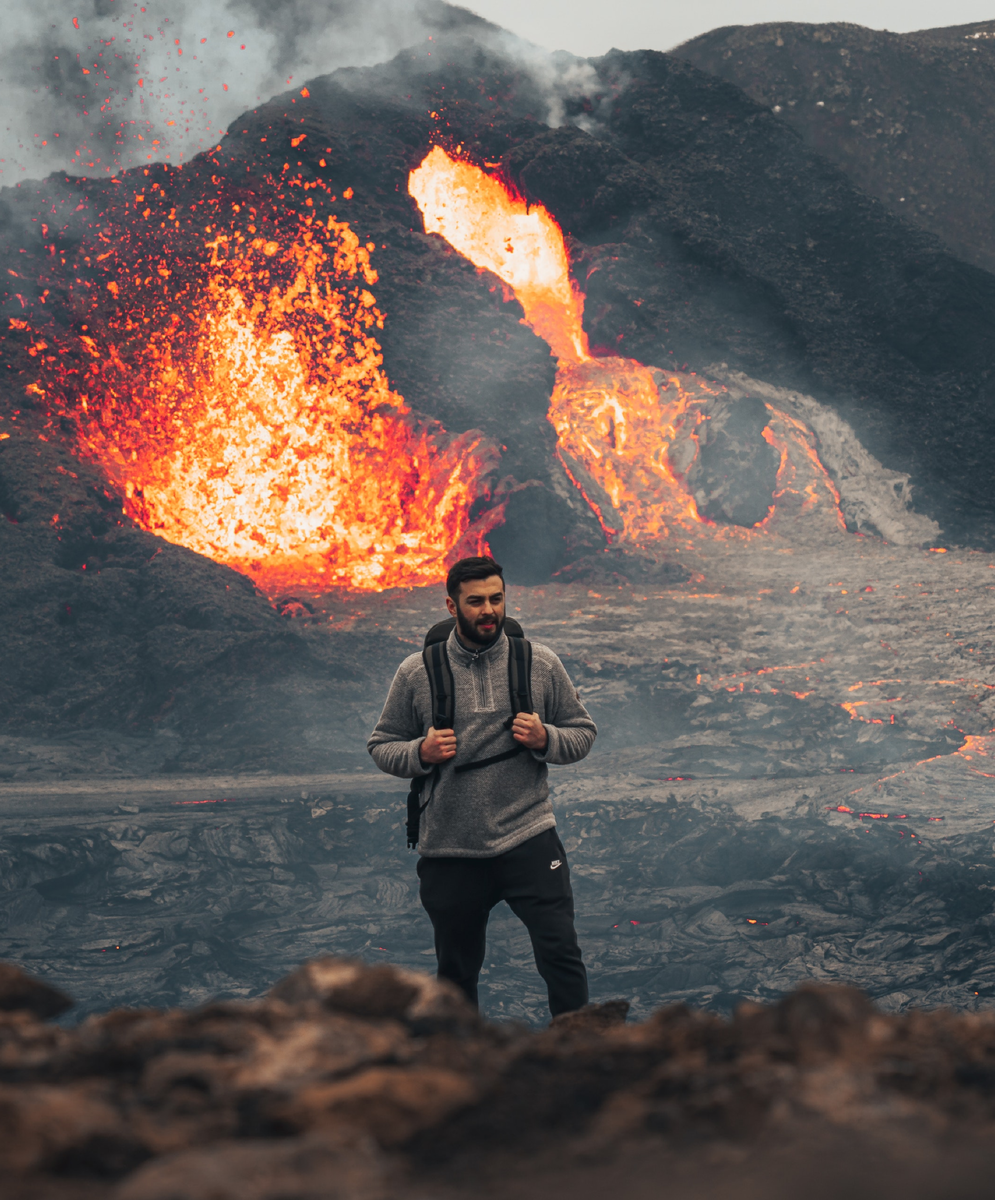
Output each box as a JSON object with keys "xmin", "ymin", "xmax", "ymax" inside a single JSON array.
[
  {"xmin": 408, "ymin": 146, "xmax": 845, "ymax": 549},
  {"xmin": 408, "ymin": 146, "xmax": 590, "ymax": 363},
  {"xmin": 763, "ymin": 411, "xmax": 847, "ymax": 532},
  {"xmin": 549, "ymin": 357, "xmax": 713, "ymax": 545},
  {"xmin": 956, "ymin": 734, "xmax": 995, "ymax": 776},
  {"xmin": 23, "ymin": 177, "xmax": 502, "ymax": 594}
]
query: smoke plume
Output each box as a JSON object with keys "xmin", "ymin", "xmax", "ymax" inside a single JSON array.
[{"xmin": 0, "ymin": 0, "xmax": 512, "ymax": 183}]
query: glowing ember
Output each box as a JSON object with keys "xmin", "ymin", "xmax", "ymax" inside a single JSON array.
[
  {"xmin": 21, "ymin": 174, "xmax": 502, "ymax": 593},
  {"xmin": 408, "ymin": 145, "xmax": 590, "ymax": 363}
]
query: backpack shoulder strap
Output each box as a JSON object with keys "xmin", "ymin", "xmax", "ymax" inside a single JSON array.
[
  {"xmin": 422, "ymin": 639, "xmax": 455, "ymax": 731},
  {"xmin": 424, "ymin": 617, "xmax": 456, "ymax": 646},
  {"xmin": 408, "ymin": 640, "xmax": 455, "ymax": 850},
  {"xmin": 506, "ymin": 635, "xmax": 533, "ymax": 722}
]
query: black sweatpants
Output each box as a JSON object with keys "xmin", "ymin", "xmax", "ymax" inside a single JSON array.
[{"xmin": 416, "ymin": 827, "xmax": 588, "ymax": 1017}]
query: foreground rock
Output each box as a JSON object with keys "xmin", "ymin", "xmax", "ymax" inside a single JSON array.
[
  {"xmin": 0, "ymin": 962, "xmax": 72, "ymax": 1019},
  {"xmin": 5, "ymin": 957, "xmax": 995, "ymax": 1198}
]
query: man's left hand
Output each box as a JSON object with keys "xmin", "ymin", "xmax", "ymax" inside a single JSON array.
[{"xmin": 512, "ymin": 711, "xmax": 548, "ymax": 752}]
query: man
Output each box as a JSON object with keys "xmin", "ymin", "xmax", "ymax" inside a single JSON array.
[{"xmin": 368, "ymin": 555, "xmax": 597, "ymax": 1018}]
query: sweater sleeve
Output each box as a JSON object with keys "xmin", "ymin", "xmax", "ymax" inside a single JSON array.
[
  {"xmin": 533, "ymin": 649, "xmax": 597, "ymax": 766},
  {"xmin": 367, "ymin": 658, "xmax": 433, "ymax": 779}
]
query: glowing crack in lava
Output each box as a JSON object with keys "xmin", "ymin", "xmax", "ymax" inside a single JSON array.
[
  {"xmin": 408, "ymin": 146, "xmax": 844, "ymax": 548},
  {"xmin": 29, "ymin": 183, "xmax": 502, "ymax": 593}
]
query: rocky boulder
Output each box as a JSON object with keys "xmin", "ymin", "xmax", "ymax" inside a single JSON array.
[
  {"xmin": 0, "ymin": 963, "xmax": 72, "ymax": 1020},
  {"xmin": 671, "ymin": 394, "xmax": 782, "ymax": 527}
]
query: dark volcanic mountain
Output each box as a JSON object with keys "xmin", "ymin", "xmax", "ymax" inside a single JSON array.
[{"xmin": 676, "ymin": 19, "xmax": 995, "ymax": 275}]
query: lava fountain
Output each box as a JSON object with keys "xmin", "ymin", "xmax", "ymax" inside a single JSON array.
[
  {"xmin": 408, "ymin": 145, "xmax": 590, "ymax": 364},
  {"xmin": 408, "ymin": 145, "xmax": 845, "ymax": 550},
  {"xmin": 20, "ymin": 171, "xmax": 502, "ymax": 593}
]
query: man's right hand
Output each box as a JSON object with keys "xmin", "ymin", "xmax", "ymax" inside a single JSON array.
[{"xmin": 419, "ymin": 726, "xmax": 457, "ymax": 765}]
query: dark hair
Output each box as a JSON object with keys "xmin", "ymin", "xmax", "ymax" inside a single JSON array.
[{"xmin": 446, "ymin": 555, "xmax": 504, "ymax": 600}]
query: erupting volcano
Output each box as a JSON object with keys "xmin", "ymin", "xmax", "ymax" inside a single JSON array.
[{"xmin": 10, "ymin": 135, "xmax": 850, "ymax": 600}]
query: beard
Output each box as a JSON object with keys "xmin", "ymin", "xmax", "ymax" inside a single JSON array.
[{"xmin": 455, "ymin": 606, "xmax": 505, "ymax": 646}]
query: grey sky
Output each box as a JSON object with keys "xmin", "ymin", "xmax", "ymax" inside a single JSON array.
[{"xmin": 465, "ymin": 0, "xmax": 995, "ymax": 55}]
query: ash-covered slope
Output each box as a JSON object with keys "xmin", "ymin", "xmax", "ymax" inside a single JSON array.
[{"xmin": 676, "ymin": 20, "xmax": 995, "ymax": 276}]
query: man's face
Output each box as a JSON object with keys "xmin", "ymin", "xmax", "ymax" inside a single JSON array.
[{"xmin": 446, "ymin": 575, "xmax": 506, "ymax": 646}]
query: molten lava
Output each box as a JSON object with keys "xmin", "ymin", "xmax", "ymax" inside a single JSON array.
[
  {"xmin": 408, "ymin": 146, "xmax": 590, "ymax": 363},
  {"xmin": 408, "ymin": 145, "xmax": 845, "ymax": 550},
  {"xmin": 21, "ymin": 173, "xmax": 502, "ymax": 593},
  {"xmin": 549, "ymin": 357, "xmax": 708, "ymax": 543},
  {"xmin": 81, "ymin": 225, "xmax": 500, "ymax": 591},
  {"xmin": 14, "ymin": 143, "xmax": 846, "ymax": 596}
]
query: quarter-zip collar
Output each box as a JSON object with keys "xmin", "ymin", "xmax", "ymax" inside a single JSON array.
[{"xmin": 448, "ymin": 626, "xmax": 506, "ymax": 667}]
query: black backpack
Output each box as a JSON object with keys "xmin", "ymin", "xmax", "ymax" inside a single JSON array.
[{"xmin": 406, "ymin": 617, "xmax": 533, "ymax": 849}]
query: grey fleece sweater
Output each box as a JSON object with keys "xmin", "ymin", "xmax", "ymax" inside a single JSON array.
[{"xmin": 367, "ymin": 628, "xmax": 596, "ymax": 857}]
